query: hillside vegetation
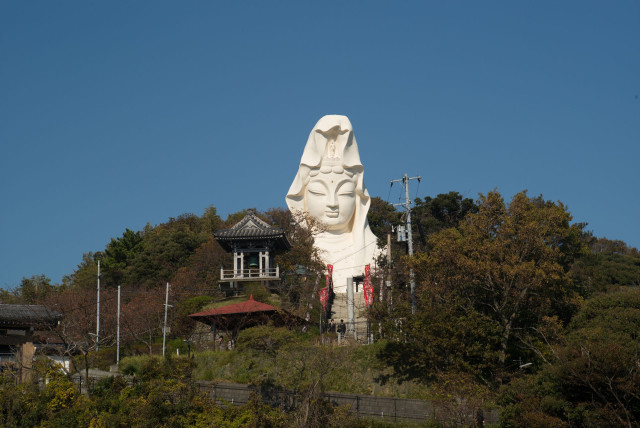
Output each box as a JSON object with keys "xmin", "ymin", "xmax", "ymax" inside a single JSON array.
[{"xmin": 2, "ymin": 190, "xmax": 640, "ymax": 427}]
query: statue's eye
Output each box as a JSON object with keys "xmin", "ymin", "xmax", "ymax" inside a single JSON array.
[
  {"xmin": 338, "ymin": 183, "xmax": 355, "ymax": 196},
  {"xmin": 307, "ymin": 185, "xmax": 326, "ymax": 196}
]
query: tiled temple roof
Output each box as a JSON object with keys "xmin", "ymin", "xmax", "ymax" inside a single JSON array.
[
  {"xmin": 189, "ymin": 295, "xmax": 277, "ymax": 318},
  {"xmin": 214, "ymin": 210, "xmax": 291, "ymax": 251},
  {"xmin": 0, "ymin": 304, "xmax": 62, "ymax": 328}
]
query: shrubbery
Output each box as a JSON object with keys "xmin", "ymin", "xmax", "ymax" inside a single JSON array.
[{"xmin": 0, "ymin": 354, "xmax": 408, "ymax": 428}]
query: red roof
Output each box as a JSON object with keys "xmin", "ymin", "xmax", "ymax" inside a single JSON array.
[{"xmin": 189, "ymin": 295, "xmax": 278, "ymax": 318}]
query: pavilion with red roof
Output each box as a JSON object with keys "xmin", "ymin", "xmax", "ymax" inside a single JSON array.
[{"xmin": 189, "ymin": 295, "xmax": 306, "ymax": 338}]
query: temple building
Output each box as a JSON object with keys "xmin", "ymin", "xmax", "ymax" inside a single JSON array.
[
  {"xmin": 189, "ymin": 294, "xmax": 305, "ymax": 343},
  {"xmin": 214, "ymin": 210, "xmax": 291, "ymax": 293},
  {"xmin": 0, "ymin": 304, "xmax": 62, "ymax": 382}
]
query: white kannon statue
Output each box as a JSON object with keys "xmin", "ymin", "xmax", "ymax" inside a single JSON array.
[{"xmin": 286, "ymin": 115, "xmax": 380, "ymax": 293}]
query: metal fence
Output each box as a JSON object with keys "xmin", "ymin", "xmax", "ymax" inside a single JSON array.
[
  {"xmin": 71, "ymin": 373, "xmax": 498, "ymax": 425},
  {"xmin": 196, "ymin": 381, "xmax": 499, "ymax": 425}
]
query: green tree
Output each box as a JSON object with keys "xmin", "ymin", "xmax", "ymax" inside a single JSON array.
[
  {"xmin": 102, "ymin": 228, "xmax": 143, "ymax": 285},
  {"xmin": 0, "ymin": 288, "xmax": 17, "ymax": 303},
  {"xmin": 224, "ymin": 208, "xmax": 252, "ymax": 228},
  {"xmin": 571, "ymin": 252, "xmax": 640, "ymax": 296},
  {"xmin": 411, "ymin": 191, "xmax": 478, "ymax": 251},
  {"xmin": 570, "ymin": 235, "xmax": 640, "ymax": 296},
  {"xmin": 172, "ymin": 295, "xmax": 216, "ymax": 339},
  {"xmin": 555, "ymin": 287, "xmax": 640, "ymax": 426},
  {"xmin": 200, "ymin": 205, "xmax": 224, "ymax": 234},
  {"xmin": 62, "ymin": 252, "xmax": 99, "ymax": 289},
  {"xmin": 237, "ymin": 325, "xmax": 297, "ymax": 378},
  {"xmin": 379, "ymin": 293, "xmax": 502, "ymax": 382},
  {"xmin": 405, "ymin": 191, "xmax": 585, "ymax": 384},
  {"xmin": 500, "ymin": 287, "xmax": 640, "ymax": 427},
  {"xmin": 367, "ymin": 196, "xmax": 402, "ymax": 245},
  {"xmin": 13, "ymin": 274, "xmax": 54, "ymax": 304},
  {"xmin": 367, "ymin": 192, "xmax": 478, "ymax": 311},
  {"xmin": 127, "ymin": 214, "xmax": 211, "ymax": 288},
  {"xmin": 589, "ymin": 237, "xmax": 640, "ymax": 256}
]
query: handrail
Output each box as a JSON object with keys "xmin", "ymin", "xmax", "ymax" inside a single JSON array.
[{"xmin": 219, "ymin": 266, "xmax": 280, "ymax": 279}]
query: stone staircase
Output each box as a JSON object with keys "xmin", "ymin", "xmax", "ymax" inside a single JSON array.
[{"xmin": 329, "ymin": 291, "xmax": 371, "ymax": 342}]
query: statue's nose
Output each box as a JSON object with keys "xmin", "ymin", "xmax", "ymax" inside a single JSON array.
[{"xmin": 327, "ymin": 193, "xmax": 338, "ymax": 208}]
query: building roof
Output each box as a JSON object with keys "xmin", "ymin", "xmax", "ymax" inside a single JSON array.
[
  {"xmin": 0, "ymin": 304, "xmax": 62, "ymax": 328},
  {"xmin": 213, "ymin": 210, "xmax": 291, "ymax": 251},
  {"xmin": 189, "ymin": 295, "xmax": 277, "ymax": 318},
  {"xmin": 188, "ymin": 295, "xmax": 307, "ymax": 332}
]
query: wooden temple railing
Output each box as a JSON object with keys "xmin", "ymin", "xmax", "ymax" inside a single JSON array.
[{"xmin": 220, "ymin": 266, "xmax": 280, "ymax": 281}]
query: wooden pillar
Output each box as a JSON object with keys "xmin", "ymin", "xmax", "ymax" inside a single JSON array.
[
  {"xmin": 263, "ymin": 251, "xmax": 269, "ymax": 275},
  {"xmin": 234, "ymin": 251, "xmax": 244, "ymax": 277},
  {"xmin": 18, "ymin": 341, "xmax": 35, "ymax": 383}
]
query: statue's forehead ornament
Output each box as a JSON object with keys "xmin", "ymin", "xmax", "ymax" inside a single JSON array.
[
  {"xmin": 308, "ymin": 125, "xmax": 354, "ymax": 177},
  {"xmin": 309, "ymin": 164, "xmax": 353, "ymax": 178}
]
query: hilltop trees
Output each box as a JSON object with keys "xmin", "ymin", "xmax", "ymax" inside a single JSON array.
[
  {"xmin": 381, "ymin": 190, "xmax": 586, "ymax": 385},
  {"xmin": 411, "ymin": 191, "xmax": 478, "ymax": 251},
  {"xmin": 124, "ymin": 214, "xmax": 215, "ymax": 289},
  {"xmin": 30, "ymin": 204, "xmax": 330, "ymax": 355},
  {"xmin": 430, "ymin": 191, "xmax": 584, "ymax": 365},
  {"xmin": 570, "ymin": 237, "xmax": 640, "ymax": 296},
  {"xmin": 62, "ymin": 253, "xmax": 100, "ymax": 289},
  {"xmin": 367, "ymin": 193, "xmax": 479, "ymax": 305},
  {"xmin": 367, "ymin": 196, "xmax": 403, "ymax": 244},
  {"xmin": 101, "ymin": 228, "xmax": 143, "ymax": 286},
  {"xmin": 63, "ymin": 209, "xmax": 225, "ymax": 292},
  {"xmin": 6, "ymin": 275, "xmax": 55, "ymax": 304},
  {"xmin": 5, "ymin": 191, "xmax": 640, "ymax": 425}
]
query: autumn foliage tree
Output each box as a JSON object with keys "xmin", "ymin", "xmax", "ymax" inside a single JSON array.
[
  {"xmin": 382, "ymin": 190, "xmax": 586, "ymax": 385},
  {"xmin": 44, "ymin": 287, "xmax": 118, "ymax": 378},
  {"xmin": 265, "ymin": 208, "xmax": 326, "ymax": 313},
  {"xmin": 119, "ymin": 287, "xmax": 167, "ymax": 355}
]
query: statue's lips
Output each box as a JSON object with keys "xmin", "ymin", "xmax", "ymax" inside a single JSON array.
[{"xmin": 325, "ymin": 211, "xmax": 339, "ymax": 218}]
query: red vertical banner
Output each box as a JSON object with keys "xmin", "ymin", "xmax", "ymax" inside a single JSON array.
[
  {"xmin": 319, "ymin": 287, "xmax": 329, "ymax": 308},
  {"xmin": 319, "ymin": 265, "xmax": 334, "ymax": 309},
  {"xmin": 363, "ymin": 264, "xmax": 374, "ymax": 306}
]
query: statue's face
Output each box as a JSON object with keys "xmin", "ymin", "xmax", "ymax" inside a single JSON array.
[{"xmin": 305, "ymin": 171, "xmax": 356, "ymax": 231}]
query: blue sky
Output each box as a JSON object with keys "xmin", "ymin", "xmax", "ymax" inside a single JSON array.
[{"xmin": 1, "ymin": 1, "xmax": 638, "ymax": 289}]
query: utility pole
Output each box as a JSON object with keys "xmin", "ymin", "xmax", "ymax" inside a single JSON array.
[
  {"xmin": 386, "ymin": 232, "xmax": 392, "ymax": 307},
  {"xmin": 96, "ymin": 259, "xmax": 100, "ymax": 351},
  {"xmin": 116, "ymin": 285, "xmax": 121, "ymax": 365},
  {"xmin": 162, "ymin": 282, "xmax": 170, "ymax": 358},
  {"xmin": 391, "ymin": 173, "xmax": 421, "ymax": 314}
]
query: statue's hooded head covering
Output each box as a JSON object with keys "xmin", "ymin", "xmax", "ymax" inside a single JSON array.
[{"xmin": 286, "ymin": 115, "xmax": 372, "ymax": 248}]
